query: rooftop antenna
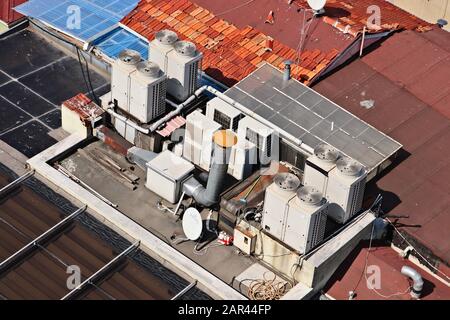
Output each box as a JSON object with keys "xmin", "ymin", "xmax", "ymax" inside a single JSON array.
[
  {"xmin": 307, "ymin": 0, "xmax": 326, "ymax": 16},
  {"xmin": 182, "ymin": 207, "xmax": 204, "ymax": 241}
]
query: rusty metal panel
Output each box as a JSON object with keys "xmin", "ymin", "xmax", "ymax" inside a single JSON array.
[{"xmin": 0, "ymin": 0, "xmax": 26, "ymax": 25}]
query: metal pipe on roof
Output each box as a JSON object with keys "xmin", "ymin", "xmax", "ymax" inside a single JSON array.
[
  {"xmin": 401, "ymin": 265, "xmax": 423, "ymax": 299},
  {"xmin": 106, "ymin": 108, "xmax": 150, "ymax": 134}
]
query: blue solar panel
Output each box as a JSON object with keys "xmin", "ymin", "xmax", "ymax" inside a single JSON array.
[
  {"xmin": 94, "ymin": 27, "xmax": 149, "ymax": 60},
  {"xmin": 15, "ymin": 0, "xmax": 139, "ymax": 42}
]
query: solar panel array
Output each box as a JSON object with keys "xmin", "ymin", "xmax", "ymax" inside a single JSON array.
[
  {"xmin": 224, "ymin": 64, "xmax": 402, "ymax": 171},
  {"xmin": 15, "ymin": 0, "xmax": 139, "ymax": 41},
  {"xmin": 94, "ymin": 27, "xmax": 149, "ymax": 60}
]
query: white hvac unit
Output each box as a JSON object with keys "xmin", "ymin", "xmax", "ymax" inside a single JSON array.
[
  {"xmin": 150, "ymin": 30, "xmax": 203, "ymax": 102},
  {"xmin": 228, "ymin": 138, "xmax": 257, "ymax": 180},
  {"xmin": 183, "ymin": 110, "xmax": 221, "ymax": 171},
  {"xmin": 111, "ymin": 50, "xmax": 141, "ymax": 111},
  {"xmin": 326, "ymin": 156, "xmax": 367, "ymax": 224},
  {"xmin": 237, "ymin": 116, "xmax": 278, "ymax": 166},
  {"xmin": 146, "ymin": 150, "xmax": 195, "ymax": 204},
  {"xmin": 303, "ymin": 144, "xmax": 340, "ymax": 194},
  {"xmin": 149, "ymin": 29, "xmax": 178, "ymax": 73},
  {"xmin": 285, "ymin": 186, "xmax": 328, "ymax": 254},
  {"xmin": 206, "ymin": 97, "xmax": 245, "ymax": 131},
  {"xmin": 166, "ymin": 41, "xmax": 203, "ymax": 101},
  {"xmin": 129, "ymin": 61, "xmax": 167, "ymax": 123},
  {"xmin": 262, "ymin": 173, "xmax": 301, "ymax": 240}
]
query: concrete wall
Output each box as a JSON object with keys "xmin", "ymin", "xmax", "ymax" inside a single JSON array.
[{"xmin": 389, "ymin": 0, "xmax": 450, "ymax": 31}]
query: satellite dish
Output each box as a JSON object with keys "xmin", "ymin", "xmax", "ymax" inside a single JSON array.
[
  {"xmin": 174, "ymin": 41, "xmax": 197, "ymax": 57},
  {"xmin": 307, "ymin": 0, "xmax": 326, "ymax": 12},
  {"xmin": 136, "ymin": 61, "xmax": 160, "ymax": 78},
  {"xmin": 118, "ymin": 49, "xmax": 141, "ymax": 65},
  {"xmin": 182, "ymin": 207, "xmax": 203, "ymax": 241}
]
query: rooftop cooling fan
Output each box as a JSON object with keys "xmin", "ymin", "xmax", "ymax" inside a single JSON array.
[
  {"xmin": 336, "ymin": 157, "xmax": 364, "ymax": 176},
  {"xmin": 155, "ymin": 29, "xmax": 178, "ymax": 46},
  {"xmin": 297, "ymin": 186, "xmax": 323, "ymax": 206},
  {"xmin": 174, "ymin": 41, "xmax": 197, "ymax": 57},
  {"xmin": 118, "ymin": 49, "xmax": 141, "ymax": 65},
  {"xmin": 273, "ymin": 173, "xmax": 301, "ymax": 191},
  {"xmin": 136, "ymin": 61, "xmax": 161, "ymax": 78},
  {"xmin": 314, "ymin": 143, "xmax": 339, "ymax": 163}
]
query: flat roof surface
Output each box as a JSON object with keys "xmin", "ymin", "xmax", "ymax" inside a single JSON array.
[
  {"xmin": 225, "ymin": 63, "xmax": 402, "ymax": 171},
  {"xmin": 312, "ymin": 29, "xmax": 450, "ymax": 265},
  {"xmin": 324, "ymin": 244, "xmax": 450, "ymax": 300}
]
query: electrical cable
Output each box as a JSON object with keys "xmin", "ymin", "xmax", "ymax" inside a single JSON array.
[
  {"xmin": 214, "ymin": 0, "xmax": 257, "ymax": 17},
  {"xmin": 248, "ymin": 272, "xmax": 292, "ymax": 300},
  {"xmin": 386, "ymin": 217, "xmax": 450, "ymax": 282},
  {"xmin": 28, "ymin": 18, "xmax": 101, "ymax": 105}
]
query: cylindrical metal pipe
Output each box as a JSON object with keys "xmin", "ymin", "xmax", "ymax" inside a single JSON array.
[
  {"xmin": 401, "ymin": 265, "xmax": 423, "ymax": 299},
  {"xmin": 283, "ymin": 60, "xmax": 292, "ymax": 81},
  {"xmin": 183, "ymin": 130, "xmax": 237, "ymax": 207}
]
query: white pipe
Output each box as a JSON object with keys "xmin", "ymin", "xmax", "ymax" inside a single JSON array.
[
  {"xmin": 108, "ymin": 85, "xmax": 315, "ymax": 154},
  {"xmin": 106, "ymin": 108, "xmax": 150, "ymax": 134},
  {"xmin": 401, "ymin": 265, "xmax": 423, "ymax": 299}
]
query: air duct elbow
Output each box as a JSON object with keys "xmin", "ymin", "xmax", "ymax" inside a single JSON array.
[
  {"xmin": 182, "ymin": 130, "xmax": 237, "ymax": 207},
  {"xmin": 401, "ymin": 266, "xmax": 423, "ymax": 299}
]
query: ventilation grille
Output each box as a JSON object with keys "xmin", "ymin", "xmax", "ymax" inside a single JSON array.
[
  {"xmin": 118, "ymin": 49, "xmax": 141, "ymax": 65},
  {"xmin": 155, "ymin": 29, "xmax": 178, "ymax": 46},
  {"xmin": 214, "ymin": 109, "xmax": 231, "ymax": 130}
]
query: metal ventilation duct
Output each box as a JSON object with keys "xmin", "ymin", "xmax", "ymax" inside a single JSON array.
[
  {"xmin": 297, "ymin": 186, "xmax": 323, "ymax": 206},
  {"xmin": 336, "ymin": 157, "xmax": 364, "ymax": 177},
  {"xmin": 314, "ymin": 143, "xmax": 340, "ymax": 163},
  {"xmin": 174, "ymin": 41, "xmax": 197, "ymax": 57},
  {"xmin": 273, "ymin": 173, "xmax": 301, "ymax": 192},
  {"xmin": 155, "ymin": 29, "xmax": 178, "ymax": 46},
  {"xmin": 118, "ymin": 49, "xmax": 141, "ymax": 66},
  {"xmin": 136, "ymin": 61, "xmax": 161, "ymax": 78}
]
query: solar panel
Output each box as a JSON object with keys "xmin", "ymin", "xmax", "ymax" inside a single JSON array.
[
  {"xmin": 15, "ymin": 0, "xmax": 139, "ymax": 42},
  {"xmin": 224, "ymin": 63, "xmax": 403, "ymax": 171},
  {"xmin": 93, "ymin": 27, "xmax": 149, "ymax": 59}
]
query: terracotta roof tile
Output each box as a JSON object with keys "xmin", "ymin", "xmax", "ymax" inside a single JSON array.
[{"xmin": 121, "ymin": 0, "xmax": 343, "ymax": 85}]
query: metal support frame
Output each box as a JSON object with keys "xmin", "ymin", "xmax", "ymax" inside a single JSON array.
[
  {"xmin": 61, "ymin": 241, "xmax": 140, "ymax": 300},
  {"xmin": 0, "ymin": 205, "xmax": 86, "ymax": 275},
  {"xmin": 171, "ymin": 281, "xmax": 197, "ymax": 300},
  {"xmin": 0, "ymin": 170, "xmax": 35, "ymax": 198}
]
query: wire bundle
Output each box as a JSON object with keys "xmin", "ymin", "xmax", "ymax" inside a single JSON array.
[{"xmin": 248, "ymin": 272, "xmax": 291, "ymax": 300}]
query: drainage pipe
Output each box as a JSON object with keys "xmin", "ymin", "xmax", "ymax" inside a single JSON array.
[{"xmin": 401, "ymin": 266, "xmax": 423, "ymax": 299}]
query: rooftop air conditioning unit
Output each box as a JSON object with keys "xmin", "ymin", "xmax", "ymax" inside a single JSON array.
[
  {"xmin": 166, "ymin": 40, "xmax": 203, "ymax": 101},
  {"xmin": 129, "ymin": 61, "xmax": 167, "ymax": 123},
  {"xmin": 262, "ymin": 173, "xmax": 300, "ymax": 240},
  {"xmin": 111, "ymin": 49, "xmax": 141, "ymax": 111},
  {"xmin": 206, "ymin": 97, "xmax": 245, "ymax": 132},
  {"xmin": 303, "ymin": 143, "xmax": 340, "ymax": 194},
  {"xmin": 228, "ymin": 138, "xmax": 257, "ymax": 180},
  {"xmin": 237, "ymin": 116, "xmax": 278, "ymax": 166},
  {"xmin": 149, "ymin": 29, "xmax": 178, "ymax": 73},
  {"xmin": 183, "ymin": 110, "xmax": 221, "ymax": 170},
  {"xmin": 285, "ymin": 186, "xmax": 328, "ymax": 254},
  {"xmin": 326, "ymin": 156, "xmax": 367, "ymax": 224}
]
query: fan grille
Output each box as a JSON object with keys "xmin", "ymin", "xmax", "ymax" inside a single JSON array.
[
  {"xmin": 136, "ymin": 61, "xmax": 160, "ymax": 78},
  {"xmin": 174, "ymin": 41, "xmax": 197, "ymax": 57},
  {"xmin": 155, "ymin": 30, "xmax": 178, "ymax": 45},
  {"xmin": 273, "ymin": 173, "xmax": 300, "ymax": 191},
  {"xmin": 297, "ymin": 186, "xmax": 323, "ymax": 206},
  {"xmin": 336, "ymin": 157, "xmax": 364, "ymax": 176},
  {"xmin": 314, "ymin": 143, "xmax": 339, "ymax": 163},
  {"xmin": 118, "ymin": 49, "xmax": 141, "ymax": 65}
]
